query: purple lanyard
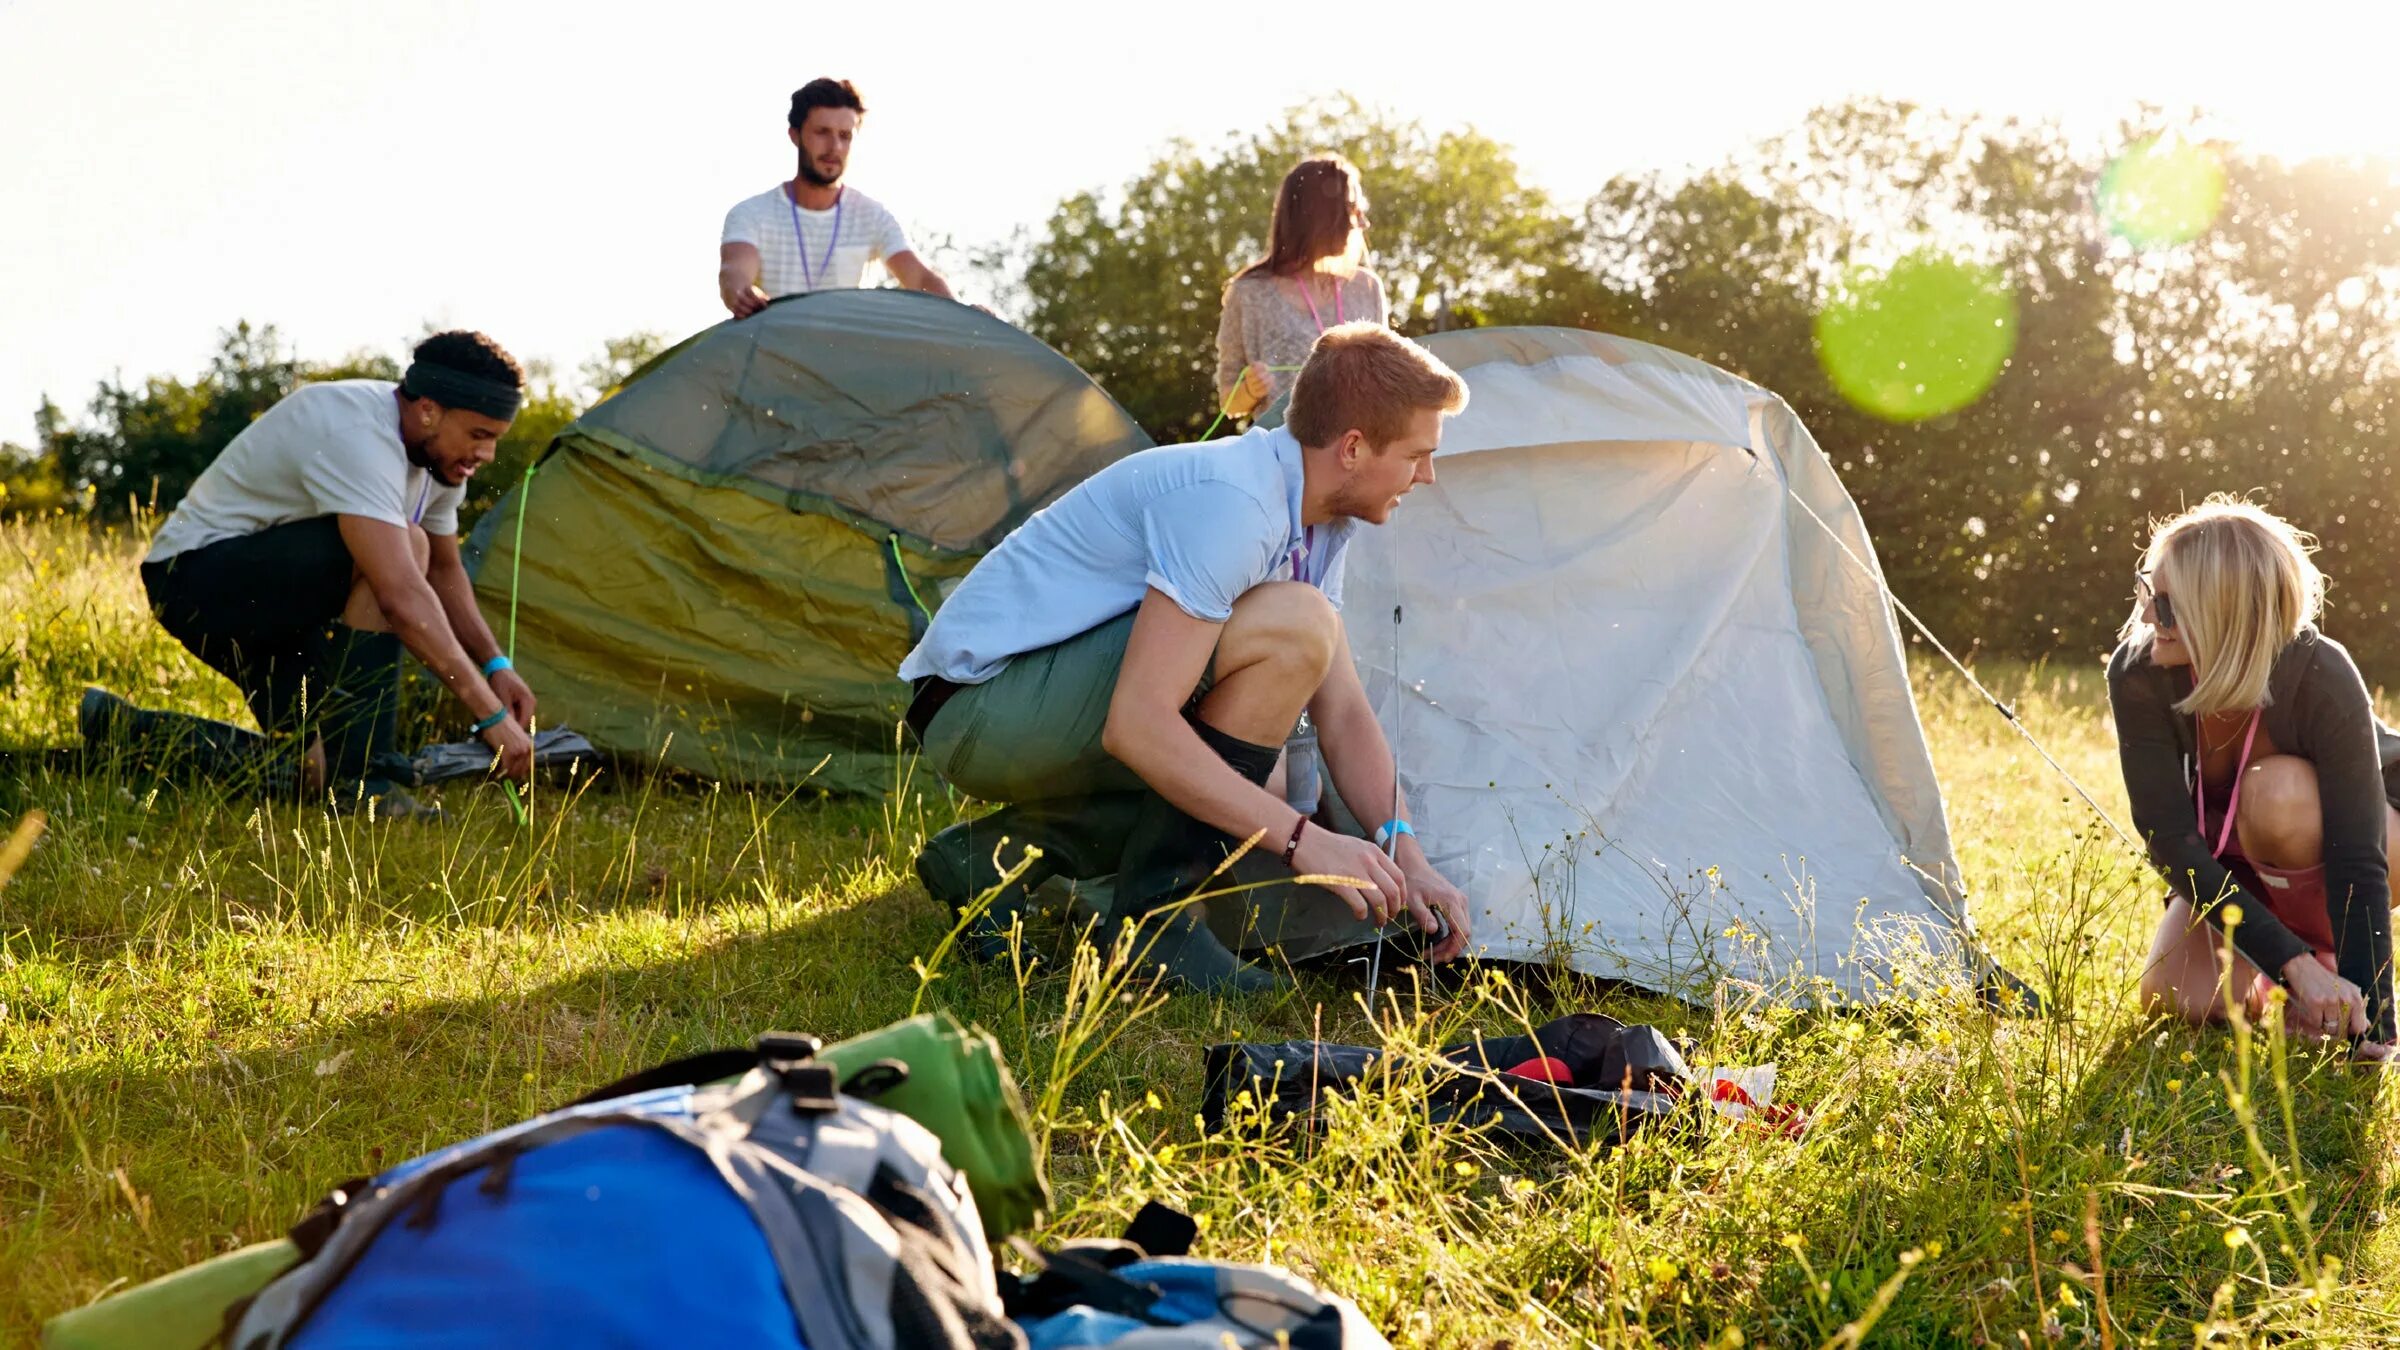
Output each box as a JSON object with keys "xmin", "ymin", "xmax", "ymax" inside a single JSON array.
[
  {"xmin": 1289, "ymin": 525, "xmax": 1318, "ymax": 585},
  {"xmin": 785, "ymin": 186, "xmax": 843, "ymax": 291},
  {"xmin": 410, "ymin": 476, "xmax": 432, "ymax": 525}
]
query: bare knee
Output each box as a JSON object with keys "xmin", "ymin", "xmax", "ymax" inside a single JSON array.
[
  {"xmin": 2235, "ymin": 755, "xmax": 2322, "ymax": 866},
  {"xmin": 1222, "ymin": 582, "xmax": 1339, "ymax": 681},
  {"xmin": 2138, "ymin": 965, "xmax": 2215, "ymax": 1025}
]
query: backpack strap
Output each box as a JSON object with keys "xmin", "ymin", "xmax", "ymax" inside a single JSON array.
[
  {"xmin": 556, "ymin": 1049, "xmax": 762, "ymax": 1108},
  {"xmin": 1005, "ymin": 1236, "xmax": 1168, "ymax": 1322},
  {"xmin": 558, "ymin": 1031, "xmax": 832, "ymax": 1110}
]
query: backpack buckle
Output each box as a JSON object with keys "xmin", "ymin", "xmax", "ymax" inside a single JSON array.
[
  {"xmin": 774, "ymin": 1062, "xmax": 841, "ymax": 1113},
  {"xmin": 754, "ymin": 1032, "xmax": 823, "ymax": 1062},
  {"xmin": 753, "ymin": 1033, "xmax": 838, "ymax": 1113}
]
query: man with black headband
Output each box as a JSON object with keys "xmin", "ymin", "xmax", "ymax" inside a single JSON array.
[
  {"xmin": 717, "ymin": 77, "xmax": 957, "ymax": 317},
  {"xmin": 88, "ymin": 330, "xmax": 539, "ymax": 814}
]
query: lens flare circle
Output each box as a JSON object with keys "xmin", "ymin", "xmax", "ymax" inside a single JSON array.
[
  {"xmin": 2098, "ymin": 137, "xmax": 2226, "ymax": 248},
  {"xmin": 1813, "ymin": 251, "xmax": 2018, "ymax": 424}
]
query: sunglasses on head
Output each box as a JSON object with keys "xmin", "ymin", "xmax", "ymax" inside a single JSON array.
[{"xmin": 2135, "ymin": 571, "xmax": 2178, "ymax": 631}]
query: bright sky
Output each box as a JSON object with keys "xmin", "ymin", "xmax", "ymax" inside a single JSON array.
[{"xmin": 4, "ymin": 0, "xmax": 2395, "ymax": 447}]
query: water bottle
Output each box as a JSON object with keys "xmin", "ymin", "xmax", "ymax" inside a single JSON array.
[{"xmin": 1283, "ymin": 712, "xmax": 1321, "ymax": 818}]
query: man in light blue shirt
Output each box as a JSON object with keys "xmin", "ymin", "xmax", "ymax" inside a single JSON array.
[{"xmin": 901, "ymin": 323, "xmax": 1474, "ymax": 992}]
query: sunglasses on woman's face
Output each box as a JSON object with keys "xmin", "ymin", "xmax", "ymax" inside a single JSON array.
[{"xmin": 2135, "ymin": 571, "xmax": 2178, "ymax": 631}]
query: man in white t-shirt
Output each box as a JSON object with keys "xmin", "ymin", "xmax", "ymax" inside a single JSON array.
[
  {"xmin": 87, "ymin": 331, "xmax": 540, "ymax": 815},
  {"xmin": 716, "ymin": 77, "xmax": 957, "ymax": 316}
]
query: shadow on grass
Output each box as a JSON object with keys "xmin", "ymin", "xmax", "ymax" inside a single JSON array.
[{"xmin": 1, "ymin": 843, "xmax": 1520, "ymax": 1335}]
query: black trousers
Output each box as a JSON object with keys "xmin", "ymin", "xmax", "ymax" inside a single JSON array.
[{"xmin": 140, "ymin": 516, "xmax": 358, "ymax": 734}]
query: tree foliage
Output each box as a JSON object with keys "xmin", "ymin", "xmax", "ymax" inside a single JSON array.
[
  {"xmin": 20, "ymin": 97, "xmax": 2400, "ymax": 670},
  {"xmin": 1015, "ymin": 97, "xmax": 2400, "ymax": 668},
  {"xmin": 20, "ymin": 325, "xmax": 646, "ymax": 531},
  {"xmin": 1017, "ymin": 99, "xmax": 1569, "ymax": 442}
]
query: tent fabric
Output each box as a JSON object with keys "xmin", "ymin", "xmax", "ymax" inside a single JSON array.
[
  {"xmin": 569, "ymin": 289, "xmax": 1152, "ymax": 553},
  {"xmin": 470, "ymin": 291, "xmax": 1151, "ymax": 791},
  {"xmin": 1315, "ymin": 327, "xmax": 1976, "ymax": 1000}
]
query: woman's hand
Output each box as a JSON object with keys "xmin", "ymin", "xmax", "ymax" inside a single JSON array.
[
  {"xmin": 2281, "ymin": 955, "xmax": 2370, "ymax": 1040},
  {"xmin": 1223, "ymin": 363, "xmax": 1271, "ymax": 418}
]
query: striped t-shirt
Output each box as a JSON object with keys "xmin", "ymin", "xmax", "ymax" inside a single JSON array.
[{"xmin": 721, "ymin": 183, "xmax": 913, "ymax": 296}]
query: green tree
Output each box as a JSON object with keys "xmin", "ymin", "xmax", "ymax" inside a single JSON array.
[
  {"xmin": 25, "ymin": 326, "xmax": 673, "ymax": 532},
  {"xmin": 42, "ymin": 322, "xmax": 303, "ymax": 517},
  {"xmin": 0, "ymin": 439, "xmax": 69, "ymax": 516},
  {"xmin": 1525, "ymin": 100, "xmax": 2400, "ymax": 665},
  {"xmin": 577, "ymin": 331, "xmax": 670, "ymax": 402}
]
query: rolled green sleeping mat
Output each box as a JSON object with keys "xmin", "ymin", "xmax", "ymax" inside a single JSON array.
[
  {"xmin": 818, "ymin": 1010, "xmax": 1050, "ymax": 1239},
  {"xmin": 42, "ymin": 1239, "xmax": 298, "ymax": 1350}
]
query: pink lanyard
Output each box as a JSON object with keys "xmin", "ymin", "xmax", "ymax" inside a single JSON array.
[
  {"xmin": 1286, "ymin": 274, "xmax": 1345, "ymax": 333},
  {"xmin": 2195, "ymin": 708, "xmax": 2263, "ymax": 858}
]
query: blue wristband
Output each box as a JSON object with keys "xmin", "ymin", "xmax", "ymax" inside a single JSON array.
[
  {"xmin": 482, "ymin": 653, "xmax": 513, "ymax": 677},
  {"xmin": 470, "ymin": 707, "xmax": 509, "ymax": 735},
  {"xmin": 1374, "ymin": 818, "xmax": 1415, "ymax": 848}
]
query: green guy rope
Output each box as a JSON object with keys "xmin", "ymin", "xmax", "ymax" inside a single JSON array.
[
  {"xmin": 501, "ymin": 460, "xmax": 539, "ymax": 828},
  {"xmin": 1198, "ymin": 363, "xmax": 1305, "ymax": 442},
  {"xmin": 506, "ymin": 460, "xmax": 537, "ymax": 661}
]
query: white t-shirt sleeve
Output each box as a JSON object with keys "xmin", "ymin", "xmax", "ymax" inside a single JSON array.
[
  {"xmin": 868, "ymin": 198, "xmax": 913, "ymax": 262},
  {"xmin": 722, "ymin": 195, "xmax": 766, "ymax": 247},
  {"xmin": 298, "ymin": 436, "xmax": 407, "ymax": 527},
  {"xmin": 421, "ymin": 481, "xmax": 465, "ymax": 537},
  {"xmin": 1140, "ymin": 483, "xmax": 1278, "ymax": 623}
]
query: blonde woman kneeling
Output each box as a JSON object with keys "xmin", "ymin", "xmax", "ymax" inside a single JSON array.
[{"xmin": 2113, "ymin": 497, "xmax": 2400, "ymax": 1060}]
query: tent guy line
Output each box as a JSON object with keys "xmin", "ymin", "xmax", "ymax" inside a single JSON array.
[{"xmin": 1779, "ymin": 480, "xmax": 2141, "ymax": 856}]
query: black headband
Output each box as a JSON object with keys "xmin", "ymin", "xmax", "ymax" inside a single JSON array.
[{"xmin": 402, "ymin": 361, "xmax": 522, "ymax": 421}]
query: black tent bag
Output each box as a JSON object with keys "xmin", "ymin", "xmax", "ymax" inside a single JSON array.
[{"xmin": 1199, "ymin": 1013, "xmax": 1688, "ymax": 1149}]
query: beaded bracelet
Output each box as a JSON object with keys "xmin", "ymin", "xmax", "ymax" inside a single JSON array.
[{"xmin": 1280, "ymin": 814, "xmax": 1309, "ymax": 867}]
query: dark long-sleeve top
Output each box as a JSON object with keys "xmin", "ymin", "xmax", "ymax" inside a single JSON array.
[{"xmin": 2108, "ymin": 628, "xmax": 2400, "ymax": 1040}]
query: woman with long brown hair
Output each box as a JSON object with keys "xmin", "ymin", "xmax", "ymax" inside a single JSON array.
[
  {"xmin": 1214, "ymin": 155, "xmax": 1387, "ymax": 422},
  {"xmin": 2113, "ymin": 496, "xmax": 2400, "ymax": 1061}
]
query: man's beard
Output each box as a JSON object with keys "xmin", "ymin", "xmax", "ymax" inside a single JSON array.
[
  {"xmin": 406, "ymin": 438, "xmax": 467, "ymax": 487},
  {"xmin": 797, "ymin": 156, "xmax": 844, "ymax": 189}
]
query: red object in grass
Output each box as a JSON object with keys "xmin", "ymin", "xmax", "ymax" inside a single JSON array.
[
  {"xmin": 1503, "ymin": 1055, "xmax": 1574, "ymax": 1085},
  {"xmin": 1710, "ymin": 1077, "xmax": 1809, "ymax": 1139}
]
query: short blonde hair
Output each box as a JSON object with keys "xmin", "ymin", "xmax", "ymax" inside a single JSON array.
[
  {"xmin": 2122, "ymin": 495, "xmax": 2324, "ymax": 716},
  {"xmin": 1285, "ymin": 323, "xmax": 1468, "ymax": 449}
]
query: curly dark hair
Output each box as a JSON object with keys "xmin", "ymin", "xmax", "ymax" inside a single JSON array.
[
  {"xmin": 789, "ymin": 77, "xmax": 866, "ymax": 130},
  {"xmin": 411, "ymin": 330, "xmax": 523, "ymax": 389}
]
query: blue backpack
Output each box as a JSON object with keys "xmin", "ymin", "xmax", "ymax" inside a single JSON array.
[{"xmin": 226, "ymin": 1033, "xmax": 1017, "ymax": 1350}]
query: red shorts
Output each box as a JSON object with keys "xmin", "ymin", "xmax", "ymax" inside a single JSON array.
[{"xmin": 2224, "ymin": 853, "xmax": 2339, "ymax": 1013}]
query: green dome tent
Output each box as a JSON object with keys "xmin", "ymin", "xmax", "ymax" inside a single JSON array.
[{"xmin": 468, "ymin": 291, "xmax": 1152, "ymax": 792}]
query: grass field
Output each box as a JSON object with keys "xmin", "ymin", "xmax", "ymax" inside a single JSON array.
[{"xmin": 5, "ymin": 513, "xmax": 2399, "ymax": 1347}]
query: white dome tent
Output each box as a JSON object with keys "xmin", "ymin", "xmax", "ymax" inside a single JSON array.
[{"xmin": 1321, "ymin": 327, "xmax": 2005, "ymax": 1002}]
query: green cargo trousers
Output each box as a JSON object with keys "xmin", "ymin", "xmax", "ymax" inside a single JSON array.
[{"xmin": 917, "ymin": 610, "xmax": 1379, "ymax": 961}]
